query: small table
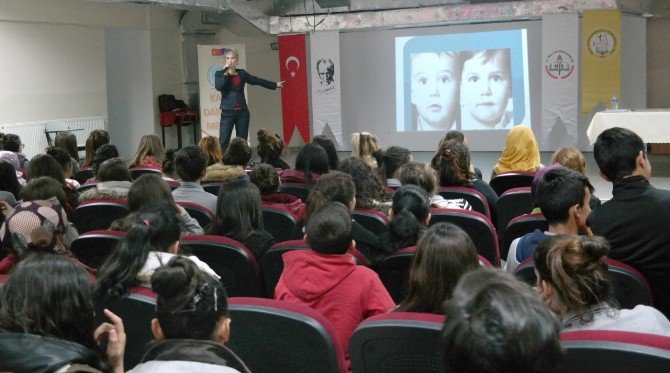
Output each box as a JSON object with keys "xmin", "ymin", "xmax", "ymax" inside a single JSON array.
[{"xmin": 587, "ymin": 110, "xmax": 670, "ymax": 145}]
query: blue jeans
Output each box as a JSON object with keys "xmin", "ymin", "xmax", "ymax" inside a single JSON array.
[{"xmin": 219, "ymin": 109, "xmax": 250, "ymax": 151}]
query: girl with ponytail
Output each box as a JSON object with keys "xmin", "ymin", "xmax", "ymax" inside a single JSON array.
[
  {"xmin": 351, "ymin": 131, "xmax": 381, "ymax": 170},
  {"xmin": 373, "ymin": 145, "xmax": 412, "ymax": 187},
  {"xmin": 95, "ymin": 204, "xmax": 218, "ymax": 299},
  {"xmin": 534, "ymin": 235, "xmax": 670, "ymax": 335},
  {"xmin": 431, "ymin": 139, "xmax": 498, "ymax": 224},
  {"xmin": 380, "ymin": 184, "xmax": 431, "ymax": 255},
  {"xmin": 128, "ymin": 256, "xmax": 251, "ymax": 373}
]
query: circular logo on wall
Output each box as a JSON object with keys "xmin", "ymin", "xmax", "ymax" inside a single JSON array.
[
  {"xmin": 544, "ymin": 50, "xmax": 575, "ymax": 80},
  {"xmin": 587, "ymin": 28, "xmax": 617, "ymax": 59},
  {"xmin": 206, "ymin": 65, "xmax": 225, "ymax": 88}
]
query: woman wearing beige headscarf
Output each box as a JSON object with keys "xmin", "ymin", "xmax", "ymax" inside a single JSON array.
[{"xmin": 492, "ymin": 126, "xmax": 542, "ymax": 177}]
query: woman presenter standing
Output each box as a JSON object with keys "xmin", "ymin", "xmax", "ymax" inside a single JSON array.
[{"xmin": 215, "ymin": 48, "xmax": 285, "ymax": 151}]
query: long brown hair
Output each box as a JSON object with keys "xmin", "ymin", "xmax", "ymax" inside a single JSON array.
[
  {"xmin": 130, "ymin": 134, "xmax": 165, "ymax": 168},
  {"xmin": 83, "ymin": 129, "xmax": 109, "ymax": 167},
  {"xmin": 198, "ymin": 136, "xmax": 223, "ymax": 166},
  {"xmin": 431, "ymin": 139, "xmax": 472, "ymax": 187},
  {"xmin": 396, "ymin": 223, "xmax": 479, "ymax": 314}
]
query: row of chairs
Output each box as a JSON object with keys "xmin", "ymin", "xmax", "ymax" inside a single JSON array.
[{"xmin": 91, "ymin": 286, "xmax": 670, "ymax": 372}]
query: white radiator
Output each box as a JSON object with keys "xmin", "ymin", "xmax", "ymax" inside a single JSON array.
[{"xmin": 1, "ymin": 116, "xmax": 106, "ymax": 160}]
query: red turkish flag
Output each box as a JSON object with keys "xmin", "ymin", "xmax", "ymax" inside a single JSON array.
[{"xmin": 278, "ymin": 34, "xmax": 310, "ymax": 145}]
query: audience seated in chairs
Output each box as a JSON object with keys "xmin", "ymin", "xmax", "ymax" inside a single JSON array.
[
  {"xmin": 0, "ymin": 150, "xmax": 26, "ymax": 187},
  {"xmin": 431, "ymin": 139, "xmax": 498, "ymax": 225},
  {"xmin": 54, "ymin": 131, "xmax": 81, "ymax": 174},
  {"xmin": 203, "ymin": 137, "xmax": 251, "ymax": 183},
  {"xmin": 399, "ymin": 162, "xmax": 472, "ymax": 210},
  {"xmin": 395, "ymin": 223, "xmax": 479, "ymax": 314},
  {"xmin": 249, "ymin": 163, "xmax": 306, "ymax": 221},
  {"xmin": 171, "ymin": 146, "xmax": 218, "ymax": 213},
  {"xmin": 0, "ymin": 133, "xmax": 29, "ymax": 169},
  {"xmin": 127, "ymin": 256, "xmax": 250, "ymax": 373},
  {"xmin": 373, "ymin": 145, "xmax": 412, "ymax": 188},
  {"xmin": 26, "ymin": 154, "xmax": 80, "ymax": 208},
  {"xmin": 0, "ymin": 162, "xmax": 21, "ymax": 206},
  {"xmin": 492, "ymin": 125, "xmax": 542, "ymax": 178},
  {"xmin": 21, "ymin": 176, "xmax": 70, "ymax": 213},
  {"xmin": 312, "ymin": 135, "xmax": 340, "ymax": 171},
  {"xmin": 339, "ymin": 156, "xmax": 391, "ymax": 214},
  {"xmin": 380, "ymin": 184, "xmax": 430, "ymax": 256},
  {"xmin": 129, "ymin": 134, "xmax": 164, "ymax": 170},
  {"xmin": 440, "ymin": 130, "xmax": 483, "ymax": 180},
  {"xmin": 0, "ymin": 199, "xmax": 80, "ymax": 274},
  {"xmin": 160, "ymin": 149, "xmax": 179, "ymax": 184},
  {"xmin": 82, "ymin": 144, "xmax": 120, "ymax": 185},
  {"xmin": 504, "ymin": 167, "xmax": 593, "ymax": 273},
  {"xmin": 0, "ymin": 255, "xmax": 125, "ymax": 373},
  {"xmin": 441, "ymin": 268, "xmax": 564, "ymax": 373},
  {"xmin": 351, "ymin": 131, "xmax": 381, "ymax": 170},
  {"xmin": 82, "ymin": 129, "xmax": 110, "ymax": 170},
  {"xmin": 275, "ymin": 202, "xmax": 394, "ymax": 369},
  {"xmin": 307, "ymin": 171, "xmax": 381, "ymax": 265},
  {"xmin": 95, "ymin": 204, "xmax": 217, "ymax": 299},
  {"xmin": 110, "ymin": 174, "xmax": 203, "ymax": 236},
  {"xmin": 78, "ymin": 158, "xmax": 133, "ymax": 203},
  {"xmin": 256, "ymin": 129, "xmax": 290, "ymax": 170},
  {"xmin": 281, "ymin": 142, "xmax": 330, "ymax": 185},
  {"xmin": 587, "ymin": 127, "xmax": 670, "ymax": 318},
  {"xmin": 534, "ymin": 235, "xmax": 670, "ymax": 336},
  {"xmin": 205, "ymin": 179, "xmax": 275, "ymax": 261},
  {"xmin": 551, "ymin": 146, "xmax": 602, "ymax": 209},
  {"xmin": 198, "ymin": 136, "xmax": 224, "ymax": 167},
  {"xmin": 46, "ymin": 146, "xmax": 80, "ymax": 189}
]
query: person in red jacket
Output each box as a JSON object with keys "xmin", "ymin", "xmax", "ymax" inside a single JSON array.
[{"xmin": 275, "ymin": 202, "xmax": 394, "ymax": 369}]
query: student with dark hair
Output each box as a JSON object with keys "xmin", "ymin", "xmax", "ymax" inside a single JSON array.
[
  {"xmin": 172, "ymin": 146, "xmax": 217, "ymax": 213},
  {"xmin": 21, "ymin": 176, "xmax": 68, "ymax": 208},
  {"xmin": 110, "ymin": 174, "xmax": 203, "ymax": 235},
  {"xmin": 275, "ymin": 202, "xmax": 394, "ymax": 369},
  {"xmin": 505, "ymin": 167, "xmax": 593, "ymax": 272},
  {"xmin": 27, "ymin": 154, "xmax": 79, "ymax": 207},
  {"xmin": 395, "ymin": 223, "xmax": 478, "ymax": 314},
  {"xmin": 0, "ymin": 162, "xmax": 21, "ymax": 206},
  {"xmin": 380, "ymin": 184, "xmax": 431, "ymax": 254},
  {"xmin": 440, "ymin": 130, "xmax": 483, "ymax": 180},
  {"xmin": 87, "ymin": 144, "xmax": 120, "ymax": 183},
  {"xmin": 373, "ymin": 145, "xmax": 412, "ymax": 187},
  {"xmin": 0, "ymin": 255, "xmax": 126, "ymax": 373},
  {"xmin": 588, "ymin": 127, "xmax": 670, "ymax": 317},
  {"xmin": 249, "ymin": 164, "xmax": 306, "ymax": 221},
  {"xmin": 78, "ymin": 158, "xmax": 133, "ymax": 203},
  {"xmin": 256, "ymin": 129, "xmax": 290, "ymax": 170},
  {"xmin": 552, "ymin": 147, "xmax": 601, "ymax": 209},
  {"xmin": 83, "ymin": 129, "xmax": 110, "ymax": 169},
  {"xmin": 128, "ymin": 257, "xmax": 250, "ymax": 373},
  {"xmin": 0, "ymin": 133, "xmax": 28, "ymax": 168},
  {"xmin": 54, "ymin": 131, "xmax": 80, "ymax": 173},
  {"xmin": 398, "ymin": 162, "xmax": 471, "ymax": 210},
  {"xmin": 0, "ymin": 150, "xmax": 26, "ymax": 186},
  {"xmin": 441, "ymin": 268, "xmax": 564, "ymax": 373},
  {"xmin": 535, "ymin": 235, "xmax": 670, "ymax": 335},
  {"xmin": 96, "ymin": 204, "xmax": 217, "ymax": 299},
  {"xmin": 161, "ymin": 149, "xmax": 178, "ymax": 181},
  {"xmin": 281, "ymin": 143, "xmax": 330, "ymax": 184},
  {"xmin": 431, "ymin": 139, "xmax": 498, "ymax": 224},
  {"xmin": 338, "ymin": 157, "xmax": 391, "ymax": 213},
  {"xmin": 206, "ymin": 180, "xmax": 275, "ymax": 260},
  {"xmin": 46, "ymin": 146, "xmax": 80, "ymax": 188},
  {"xmin": 204, "ymin": 137, "xmax": 250, "ymax": 183},
  {"xmin": 306, "ymin": 171, "xmax": 381, "ymax": 263},
  {"xmin": 312, "ymin": 135, "xmax": 339, "ymax": 170}
]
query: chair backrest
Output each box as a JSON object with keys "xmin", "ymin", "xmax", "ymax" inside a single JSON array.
[
  {"xmin": 70, "ymin": 230, "xmax": 125, "ymax": 269},
  {"xmin": 376, "ymin": 246, "xmax": 416, "ymax": 303},
  {"xmin": 129, "ymin": 168, "xmax": 162, "ymax": 180},
  {"xmin": 179, "ymin": 235, "xmax": 262, "ymax": 297},
  {"xmin": 175, "ymin": 201, "xmax": 215, "ymax": 228},
  {"xmin": 228, "ymin": 297, "xmax": 347, "ymax": 373},
  {"xmin": 513, "ymin": 258, "xmax": 537, "ymax": 285},
  {"xmin": 73, "ymin": 169, "xmax": 95, "ymax": 185},
  {"xmin": 77, "ymin": 181, "xmax": 100, "ymax": 193},
  {"xmin": 262, "ymin": 206, "xmax": 304, "ymax": 244},
  {"xmin": 502, "ymin": 213, "xmax": 548, "ymax": 260},
  {"xmin": 71, "ymin": 199, "xmax": 129, "ymax": 234},
  {"xmin": 429, "ymin": 208, "xmax": 500, "ymax": 266},
  {"xmin": 604, "ymin": 258, "xmax": 654, "ymax": 308},
  {"xmin": 437, "ymin": 186, "xmax": 490, "ymax": 217},
  {"xmin": 496, "ymin": 187, "xmax": 533, "ymax": 245},
  {"xmin": 260, "ymin": 240, "xmax": 311, "ymax": 298},
  {"xmin": 561, "ymin": 330, "xmax": 670, "ymax": 372},
  {"xmin": 350, "ymin": 312, "xmax": 445, "ymax": 373},
  {"xmin": 279, "ymin": 182, "xmax": 310, "ymax": 201},
  {"xmin": 165, "ymin": 179, "xmax": 181, "ymax": 190},
  {"xmin": 201, "ymin": 182, "xmax": 225, "ymax": 196},
  {"xmin": 489, "ymin": 171, "xmax": 535, "ymax": 196},
  {"xmin": 96, "ymin": 287, "xmax": 157, "ymax": 370},
  {"xmin": 353, "ymin": 208, "xmax": 390, "ymax": 237}
]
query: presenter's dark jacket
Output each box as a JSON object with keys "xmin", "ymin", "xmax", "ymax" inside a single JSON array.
[{"xmin": 215, "ymin": 68, "xmax": 277, "ymax": 111}]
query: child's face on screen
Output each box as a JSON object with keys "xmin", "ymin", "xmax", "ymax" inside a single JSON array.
[
  {"xmin": 411, "ymin": 53, "xmax": 459, "ymax": 129},
  {"xmin": 460, "ymin": 50, "xmax": 511, "ymax": 126}
]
